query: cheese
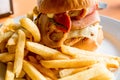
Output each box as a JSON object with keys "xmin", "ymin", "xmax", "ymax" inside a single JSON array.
[
  {"xmin": 47, "ymin": 13, "xmax": 54, "ymax": 18},
  {"xmin": 67, "ymin": 24, "xmax": 102, "ymax": 46}
]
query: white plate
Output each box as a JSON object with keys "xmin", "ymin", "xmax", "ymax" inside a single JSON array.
[
  {"xmin": 0, "ymin": 15, "xmax": 120, "ymax": 80},
  {"xmin": 98, "ymin": 16, "xmax": 120, "ymax": 80},
  {"xmin": 97, "ymin": 15, "xmax": 120, "ymax": 56}
]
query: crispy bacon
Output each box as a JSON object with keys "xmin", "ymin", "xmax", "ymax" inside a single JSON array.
[
  {"xmin": 71, "ymin": 11, "xmax": 100, "ymax": 30},
  {"xmin": 53, "ymin": 12, "xmax": 71, "ymax": 32}
]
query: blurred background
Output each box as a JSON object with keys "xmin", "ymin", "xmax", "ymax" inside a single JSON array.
[
  {"xmin": 99, "ymin": 0, "xmax": 120, "ymax": 20},
  {"xmin": 0, "ymin": 0, "xmax": 120, "ymax": 23}
]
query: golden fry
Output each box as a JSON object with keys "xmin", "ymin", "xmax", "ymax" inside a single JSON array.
[
  {"xmin": 13, "ymin": 30, "xmax": 26, "ymax": 78},
  {"xmin": 17, "ymin": 70, "xmax": 26, "ymax": 78},
  {"xmin": 6, "ymin": 32, "xmax": 18, "ymax": 46},
  {"xmin": 61, "ymin": 45, "xmax": 120, "ymax": 68},
  {"xmin": 40, "ymin": 58, "xmax": 98, "ymax": 68},
  {"xmin": 6, "ymin": 23, "xmax": 21, "ymax": 32},
  {"xmin": 5, "ymin": 62, "xmax": 14, "ymax": 80},
  {"xmin": 23, "ymin": 60, "xmax": 46, "ymax": 80},
  {"xmin": 6, "ymin": 33, "xmax": 18, "ymax": 54},
  {"xmin": 26, "ymin": 41, "xmax": 69, "ymax": 60},
  {"xmin": 58, "ymin": 63, "xmax": 114, "ymax": 80},
  {"xmin": 0, "ymin": 53, "xmax": 14, "ymax": 62},
  {"xmin": 45, "ymin": 77, "xmax": 53, "ymax": 80},
  {"xmin": 0, "ymin": 19, "xmax": 14, "ymax": 32},
  {"xmin": 0, "ymin": 31, "xmax": 14, "ymax": 43},
  {"xmin": 30, "ymin": 62, "xmax": 57, "ymax": 80},
  {"xmin": 59, "ymin": 66, "xmax": 93, "ymax": 78},
  {"xmin": 20, "ymin": 28, "xmax": 33, "ymax": 41},
  {"xmin": 0, "ymin": 40, "xmax": 7, "ymax": 53},
  {"xmin": 90, "ymin": 73, "xmax": 115, "ymax": 80},
  {"xmin": 61, "ymin": 45, "xmax": 120, "ymax": 61},
  {"xmin": 20, "ymin": 18, "xmax": 41, "ymax": 42}
]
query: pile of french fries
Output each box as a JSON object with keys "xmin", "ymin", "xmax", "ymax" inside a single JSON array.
[{"xmin": 0, "ymin": 11, "xmax": 120, "ymax": 80}]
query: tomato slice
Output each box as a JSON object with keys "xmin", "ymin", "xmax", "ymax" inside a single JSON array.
[{"xmin": 54, "ymin": 12, "xmax": 71, "ymax": 32}]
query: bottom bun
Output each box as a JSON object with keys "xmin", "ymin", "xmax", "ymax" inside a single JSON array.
[{"xmin": 72, "ymin": 29, "xmax": 103, "ymax": 51}]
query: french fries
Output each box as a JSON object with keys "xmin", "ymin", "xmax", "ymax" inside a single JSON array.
[
  {"xmin": 6, "ymin": 32, "xmax": 18, "ymax": 46},
  {"xmin": 5, "ymin": 62, "xmax": 14, "ymax": 80},
  {"xmin": 58, "ymin": 63, "xmax": 115, "ymax": 80},
  {"xmin": 17, "ymin": 70, "xmax": 26, "ymax": 78},
  {"xmin": 20, "ymin": 18, "xmax": 41, "ymax": 42},
  {"xmin": 0, "ymin": 19, "xmax": 14, "ymax": 32},
  {"xmin": 0, "ymin": 53, "xmax": 14, "ymax": 62},
  {"xmin": 59, "ymin": 66, "xmax": 97, "ymax": 78},
  {"xmin": 40, "ymin": 58, "xmax": 98, "ymax": 68},
  {"xmin": 6, "ymin": 33, "xmax": 18, "ymax": 54},
  {"xmin": 61, "ymin": 45, "xmax": 120, "ymax": 61},
  {"xmin": 0, "ymin": 14, "xmax": 120, "ymax": 80},
  {"xmin": 13, "ymin": 30, "xmax": 26, "ymax": 78},
  {"xmin": 0, "ymin": 40, "xmax": 8, "ymax": 53},
  {"xmin": 0, "ymin": 31, "xmax": 14, "ymax": 43},
  {"xmin": 61, "ymin": 45, "xmax": 120, "ymax": 68},
  {"xmin": 6, "ymin": 23, "xmax": 21, "ymax": 32},
  {"xmin": 26, "ymin": 41, "xmax": 69, "ymax": 60},
  {"xmin": 23, "ymin": 60, "xmax": 46, "ymax": 80},
  {"xmin": 30, "ymin": 62, "xmax": 57, "ymax": 80},
  {"xmin": 0, "ymin": 19, "xmax": 14, "ymax": 43}
]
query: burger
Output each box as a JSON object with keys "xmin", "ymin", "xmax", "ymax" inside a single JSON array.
[{"xmin": 35, "ymin": 0, "xmax": 104, "ymax": 51}]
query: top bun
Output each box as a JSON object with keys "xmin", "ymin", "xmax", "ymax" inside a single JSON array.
[{"xmin": 37, "ymin": 0, "xmax": 98, "ymax": 14}]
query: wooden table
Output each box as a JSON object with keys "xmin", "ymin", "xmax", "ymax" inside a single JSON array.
[
  {"xmin": 0, "ymin": 0, "xmax": 120, "ymax": 23},
  {"xmin": 0, "ymin": 0, "xmax": 36, "ymax": 23}
]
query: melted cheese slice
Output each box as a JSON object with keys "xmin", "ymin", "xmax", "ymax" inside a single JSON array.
[{"xmin": 67, "ymin": 24, "xmax": 102, "ymax": 46}]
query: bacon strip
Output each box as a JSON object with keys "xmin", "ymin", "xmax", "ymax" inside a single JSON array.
[
  {"xmin": 71, "ymin": 11, "xmax": 100, "ymax": 30},
  {"xmin": 54, "ymin": 12, "xmax": 71, "ymax": 32}
]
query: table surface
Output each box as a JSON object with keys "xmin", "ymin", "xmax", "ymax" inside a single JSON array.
[{"xmin": 0, "ymin": 0, "xmax": 120, "ymax": 23}]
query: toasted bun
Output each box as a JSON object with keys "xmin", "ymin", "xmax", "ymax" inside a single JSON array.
[
  {"xmin": 72, "ymin": 28, "xmax": 104, "ymax": 51},
  {"xmin": 37, "ymin": 0, "xmax": 98, "ymax": 13}
]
